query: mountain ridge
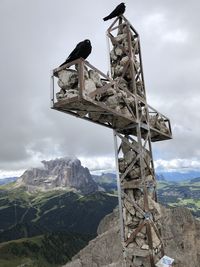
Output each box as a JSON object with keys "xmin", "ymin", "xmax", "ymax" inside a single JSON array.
[{"xmin": 15, "ymin": 157, "xmax": 98, "ymax": 194}]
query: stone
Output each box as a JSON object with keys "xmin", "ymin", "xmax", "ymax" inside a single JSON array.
[
  {"xmin": 141, "ymin": 244, "xmax": 149, "ymax": 250},
  {"xmin": 122, "ymin": 40, "xmax": 129, "ymax": 51},
  {"xmin": 124, "ymin": 150, "xmax": 137, "ymax": 165},
  {"xmin": 121, "ymin": 141, "xmax": 131, "ymax": 155},
  {"xmin": 110, "ymin": 49, "xmax": 118, "ymax": 61},
  {"xmin": 65, "ymin": 89, "xmax": 79, "ymax": 98},
  {"xmin": 133, "ymin": 256, "xmax": 143, "ymax": 266},
  {"xmin": 57, "ymin": 69, "xmax": 78, "ymax": 90},
  {"xmin": 134, "ymin": 189, "xmax": 143, "ymax": 200},
  {"xmin": 124, "ymin": 199, "xmax": 136, "ymax": 216},
  {"xmin": 116, "ymin": 78, "xmax": 129, "ymax": 92},
  {"xmin": 132, "ymin": 40, "xmax": 139, "ymax": 54},
  {"xmin": 136, "ymin": 211, "xmax": 144, "ymax": 219},
  {"xmin": 134, "ymin": 56, "xmax": 140, "ymax": 70},
  {"xmin": 105, "ymin": 94, "xmax": 119, "ymax": 109},
  {"xmin": 121, "ymin": 106, "xmax": 131, "ymax": 117},
  {"xmin": 136, "ymin": 81, "xmax": 144, "ymax": 97},
  {"xmin": 124, "ymin": 210, "xmax": 133, "ymax": 226},
  {"xmin": 106, "ymin": 88, "xmax": 116, "ymax": 96},
  {"xmin": 135, "ymin": 237, "xmax": 146, "ymax": 248},
  {"xmin": 84, "ymin": 78, "xmax": 96, "ymax": 96},
  {"xmin": 88, "ymin": 69, "xmax": 103, "ymax": 88},
  {"xmin": 115, "ymin": 33, "xmax": 127, "ymax": 43},
  {"xmin": 56, "ymin": 89, "xmax": 65, "ymax": 100},
  {"xmin": 114, "ymin": 65, "xmax": 124, "ymax": 76},
  {"xmin": 115, "ymin": 47, "xmax": 123, "ymax": 56},
  {"xmin": 129, "ymin": 167, "xmax": 141, "ymax": 179},
  {"xmin": 118, "ymin": 158, "xmax": 127, "ymax": 173},
  {"xmin": 157, "ymin": 118, "xmax": 169, "ymax": 133},
  {"xmin": 120, "ymin": 56, "xmax": 129, "ymax": 66}
]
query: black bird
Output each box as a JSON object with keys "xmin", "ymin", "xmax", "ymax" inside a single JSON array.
[
  {"xmin": 103, "ymin": 3, "xmax": 126, "ymax": 21},
  {"xmin": 60, "ymin": 39, "xmax": 92, "ymax": 67}
]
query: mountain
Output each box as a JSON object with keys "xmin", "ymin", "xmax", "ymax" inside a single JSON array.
[
  {"xmin": 92, "ymin": 173, "xmax": 117, "ymax": 193},
  {"xmin": 157, "ymin": 178, "xmax": 200, "ymax": 217},
  {"xmin": 157, "ymin": 170, "xmax": 200, "ymax": 182},
  {"xmin": 16, "ymin": 157, "xmax": 98, "ymax": 194},
  {"xmin": 0, "ymin": 177, "xmax": 18, "ymax": 185},
  {"xmin": 0, "ymin": 158, "xmax": 118, "ymax": 266},
  {"xmin": 64, "ymin": 206, "xmax": 200, "ymax": 267},
  {"xmin": 93, "ymin": 173, "xmax": 200, "ymax": 218}
]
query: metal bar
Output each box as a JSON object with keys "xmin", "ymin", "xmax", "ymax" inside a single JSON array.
[
  {"xmin": 84, "ymin": 61, "xmax": 112, "ymax": 81},
  {"xmin": 125, "ymin": 221, "xmax": 146, "ymax": 246},
  {"xmin": 50, "ymin": 70, "xmax": 54, "ymax": 108},
  {"xmin": 146, "ymin": 222, "xmax": 155, "ymax": 267},
  {"xmin": 113, "ymin": 130, "xmax": 125, "ymax": 242}
]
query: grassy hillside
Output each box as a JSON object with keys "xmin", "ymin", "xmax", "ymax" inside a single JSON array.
[
  {"xmin": 157, "ymin": 178, "xmax": 200, "ymax": 217},
  {"xmin": 0, "ymin": 232, "xmax": 91, "ymax": 267},
  {"xmin": 0, "ymin": 184, "xmax": 118, "ymax": 266},
  {"xmin": 93, "ymin": 173, "xmax": 200, "ymax": 218},
  {"xmin": 0, "ymin": 186, "xmax": 118, "ymax": 243}
]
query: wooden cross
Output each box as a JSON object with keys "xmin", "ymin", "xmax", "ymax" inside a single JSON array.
[{"xmin": 51, "ymin": 15, "xmax": 172, "ymax": 267}]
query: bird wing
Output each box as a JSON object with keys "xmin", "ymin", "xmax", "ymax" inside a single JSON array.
[{"xmin": 66, "ymin": 41, "xmax": 84, "ymax": 61}]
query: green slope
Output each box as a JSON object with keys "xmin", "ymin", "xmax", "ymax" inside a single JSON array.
[
  {"xmin": 157, "ymin": 179, "xmax": 200, "ymax": 217},
  {"xmin": 0, "ymin": 232, "xmax": 91, "ymax": 267},
  {"xmin": 0, "ymin": 187, "xmax": 118, "ymax": 243}
]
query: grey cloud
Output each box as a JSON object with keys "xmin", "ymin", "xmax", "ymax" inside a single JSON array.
[{"xmin": 0, "ymin": 0, "xmax": 200, "ymax": 173}]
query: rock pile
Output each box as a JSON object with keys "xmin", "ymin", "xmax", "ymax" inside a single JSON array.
[
  {"xmin": 56, "ymin": 66, "xmax": 104, "ymax": 100},
  {"xmin": 117, "ymin": 136, "xmax": 163, "ymax": 265},
  {"xmin": 55, "ymin": 30, "xmax": 170, "ymax": 137}
]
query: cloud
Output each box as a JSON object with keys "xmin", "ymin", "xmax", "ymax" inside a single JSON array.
[
  {"xmin": 0, "ymin": 0, "xmax": 200, "ymax": 174},
  {"xmin": 155, "ymin": 158, "xmax": 200, "ymax": 172}
]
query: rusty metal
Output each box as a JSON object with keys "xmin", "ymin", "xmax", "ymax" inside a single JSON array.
[{"xmin": 50, "ymin": 15, "xmax": 172, "ymax": 267}]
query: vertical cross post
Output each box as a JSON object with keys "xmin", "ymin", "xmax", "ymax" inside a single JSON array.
[
  {"xmin": 51, "ymin": 15, "xmax": 172, "ymax": 267},
  {"xmin": 107, "ymin": 15, "xmax": 171, "ymax": 266}
]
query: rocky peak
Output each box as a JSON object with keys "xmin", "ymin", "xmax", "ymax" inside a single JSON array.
[
  {"xmin": 18, "ymin": 157, "xmax": 98, "ymax": 194},
  {"xmin": 64, "ymin": 206, "xmax": 200, "ymax": 267}
]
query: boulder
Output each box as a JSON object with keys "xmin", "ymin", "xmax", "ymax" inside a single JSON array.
[{"xmin": 57, "ymin": 69, "xmax": 78, "ymax": 90}]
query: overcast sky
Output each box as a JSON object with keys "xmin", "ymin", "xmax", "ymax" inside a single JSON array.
[{"xmin": 0, "ymin": 0, "xmax": 200, "ymax": 177}]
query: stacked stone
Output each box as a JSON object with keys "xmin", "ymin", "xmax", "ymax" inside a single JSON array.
[
  {"xmin": 108, "ymin": 20, "xmax": 165, "ymax": 267},
  {"xmin": 118, "ymin": 138, "xmax": 163, "ymax": 266},
  {"xmin": 56, "ymin": 51, "xmax": 169, "ymax": 136},
  {"xmin": 56, "ymin": 66, "xmax": 103, "ymax": 100},
  {"xmin": 109, "ymin": 25, "xmax": 144, "ymax": 98}
]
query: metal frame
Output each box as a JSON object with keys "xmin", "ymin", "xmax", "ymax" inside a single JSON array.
[
  {"xmin": 51, "ymin": 62, "xmax": 172, "ymax": 142},
  {"xmin": 50, "ymin": 15, "xmax": 172, "ymax": 267}
]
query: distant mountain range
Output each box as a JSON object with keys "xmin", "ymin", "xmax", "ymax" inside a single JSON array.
[
  {"xmin": 0, "ymin": 177, "xmax": 18, "ymax": 185},
  {"xmin": 2, "ymin": 169, "xmax": 200, "ymax": 185},
  {"xmin": 156, "ymin": 170, "xmax": 200, "ymax": 182},
  {"xmin": 0, "ymin": 157, "xmax": 200, "ymax": 266},
  {"xmin": 0, "ymin": 157, "xmax": 118, "ymax": 266}
]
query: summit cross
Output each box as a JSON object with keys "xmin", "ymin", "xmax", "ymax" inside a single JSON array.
[{"xmin": 51, "ymin": 15, "xmax": 172, "ymax": 267}]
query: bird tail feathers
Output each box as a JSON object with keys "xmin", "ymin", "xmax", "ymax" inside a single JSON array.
[{"xmin": 103, "ymin": 16, "xmax": 110, "ymax": 21}]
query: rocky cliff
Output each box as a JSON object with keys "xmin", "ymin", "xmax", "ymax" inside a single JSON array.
[
  {"xmin": 63, "ymin": 206, "xmax": 200, "ymax": 267},
  {"xmin": 17, "ymin": 157, "xmax": 98, "ymax": 194}
]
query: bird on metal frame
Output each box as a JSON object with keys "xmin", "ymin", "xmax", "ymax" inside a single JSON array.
[
  {"xmin": 103, "ymin": 3, "xmax": 126, "ymax": 21},
  {"xmin": 60, "ymin": 39, "xmax": 92, "ymax": 67}
]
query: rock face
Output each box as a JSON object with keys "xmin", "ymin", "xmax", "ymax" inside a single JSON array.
[
  {"xmin": 63, "ymin": 206, "xmax": 200, "ymax": 267},
  {"xmin": 17, "ymin": 157, "xmax": 98, "ymax": 194}
]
